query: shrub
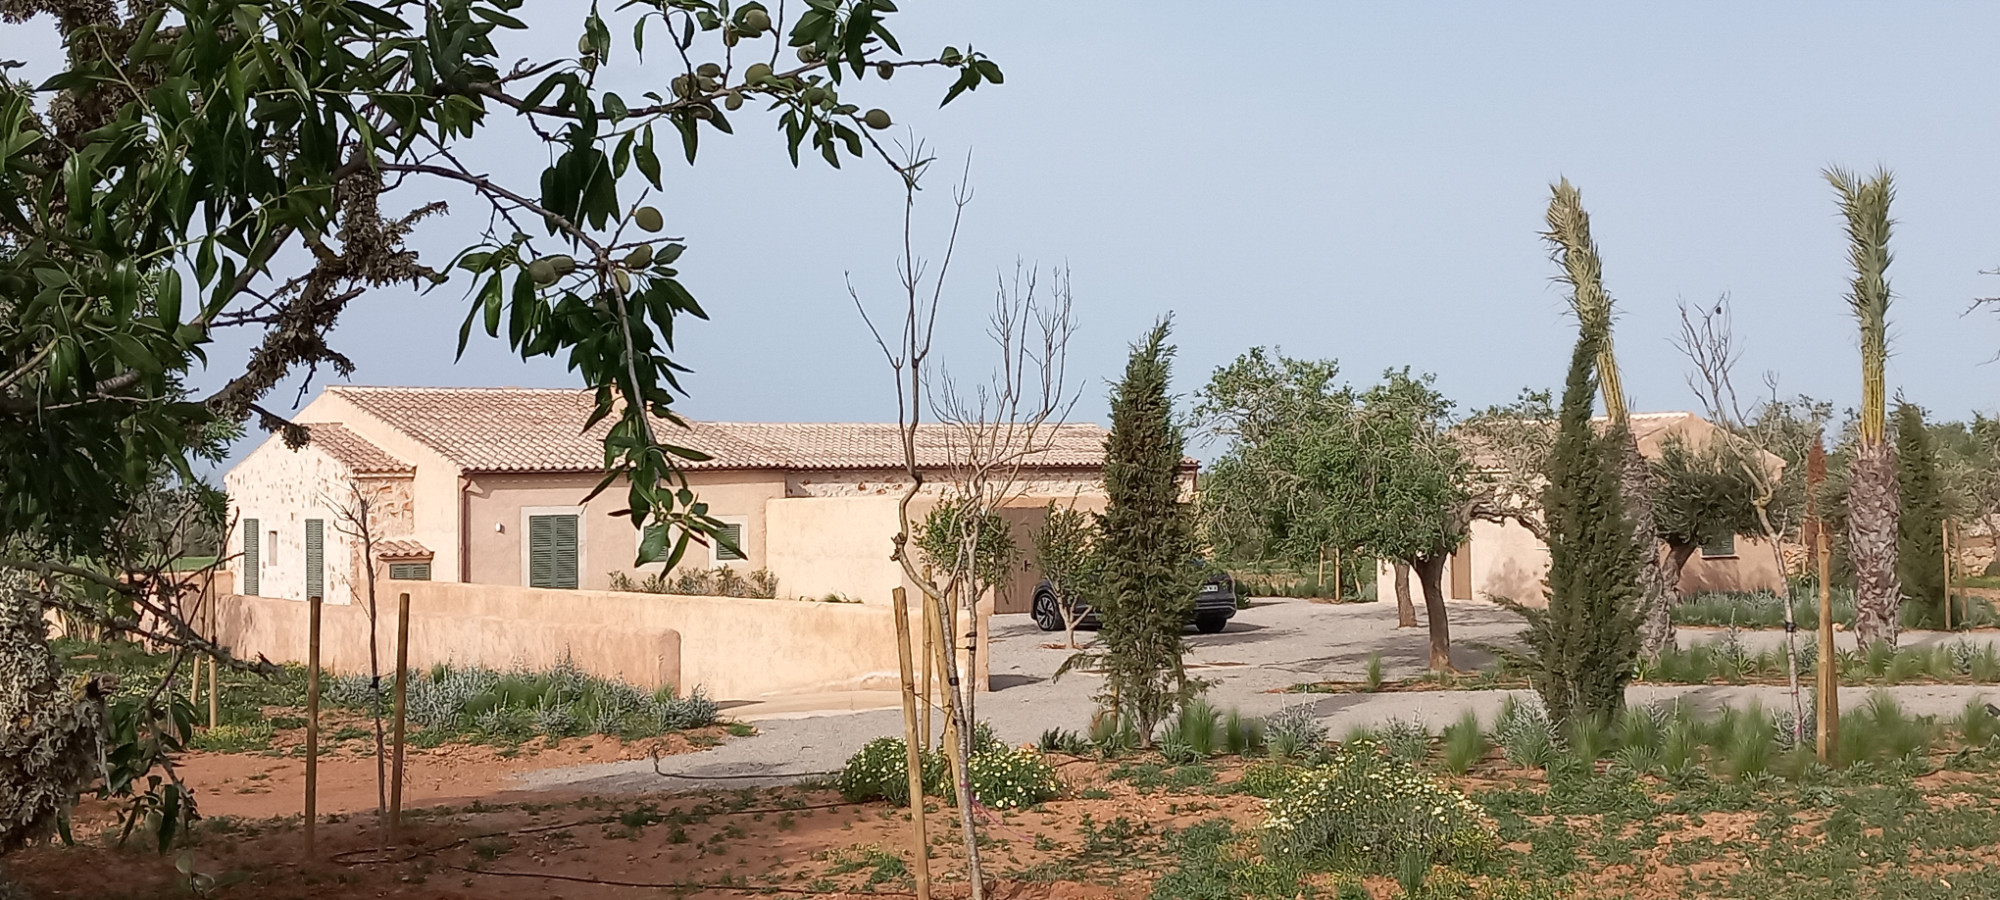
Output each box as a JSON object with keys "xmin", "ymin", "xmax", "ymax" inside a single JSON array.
[
  {"xmin": 839, "ymin": 737, "xmax": 1057, "ymax": 809},
  {"xmin": 190, "ymin": 722, "xmax": 276, "ymax": 753},
  {"xmin": 1493, "ymin": 697, "xmax": 1556, "ymax": 769},
  {"xmin": 838, "ymin": 737, "xmax": 945, "ymax": 804},
  {"xmin": 1239, "ymin": 761, "xmax": 1300, "ymax": 798},
  {"xmin": 1378, "ymin": 719, "xmax": 1431, "ymax": 764},
  {"xmin": 607, "ymin": 567, "xmax": 779, "ymax": 599},
  {"xmin": 1038, "ymin": 727, "xmax": 1091, "ymax": 755},
  {"xmin": 1265, "ymin": 704, "xmax": 1327, "ymax": 760},
  {"xmin": 1364, "ymin": 653, "xmax": 1384, "ymax": 692},
  {"xmin": 1261, "ymin": 740, "xmax": 1496, "ymax": 872},
  {"xmin": 1441, "ymin": 711, "xmax": 1487, "ymax": 775},
  {"xmin": 1222, "ymin": 709, "xmax": 1266, "ymax": 756},
  {"xmin": 964, "ymin": 744, "xmax": 1061, "ymax": 809},
  {"xmin": 1159, "ymin": 699, "xmax": 1221, "ymax": 763}
]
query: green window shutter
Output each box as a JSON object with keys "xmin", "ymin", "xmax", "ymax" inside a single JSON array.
[
  {"xmin": 388, "ymin": 562, "xmax": 431, "ymax": 581},
  {"xmin": 529, "ymin": 514, "xmax": 579, "ymax": 589},
  {"xmin": 714, "ymin": 522, "xmax": 745, "ymax": 562},
  {"xmin": 305, "ymin": 519, "xmax": 324, "ymax": 598},
  {"xmin": 1701, "ymin": 533, "xmax": 1737, "ymax": 559},
  {"xmin": 242, "ymin": 519, "xmax": 260, "ymax": 596}
]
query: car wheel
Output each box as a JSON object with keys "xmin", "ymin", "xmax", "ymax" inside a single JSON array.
[
  {"xmin": 1032, "ymin": 592, "xmax": 1062, "ymax": 631},
  {"xmin": 1194, "ymin": 614, "xmax": 1228, "ymax": 634}
]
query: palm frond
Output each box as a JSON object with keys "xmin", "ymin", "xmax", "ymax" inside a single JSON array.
[
  {"xmin": 1543, "ymin": 178, "xmax": 1628, "ymax": 422},
  {"xmin": 1825, "ymin": 165, "xmax": 1896, "ymax": 443}
]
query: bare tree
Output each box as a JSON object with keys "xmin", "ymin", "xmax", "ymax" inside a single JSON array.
[
  {"xmin": 323, "ymin": 479, "xmax": 389, "ymax": 826},
  {"xmin": 1673, "ymin": 296, "xmax": 1807, "ymax": 739},
  {"xmin": 852, "ymin": 147, "xmax": 1080, "ymax": 900}
]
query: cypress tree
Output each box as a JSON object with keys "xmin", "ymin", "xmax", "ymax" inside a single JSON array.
[
  {"xmin": 1081, "ymin": 318, "xmax": 1199, "ymax": 746},
  {"xmin": 1894, "ymin": 400, "xmax": 1946, "ymax": 625},
  {"xmin": 1515, "ymin": 328, "xmax": 1642, "ymax": 729}
]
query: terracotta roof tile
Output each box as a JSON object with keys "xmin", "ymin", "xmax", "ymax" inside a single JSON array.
[
  {"xmin": 372, "ymin": 540, "xmax": 432, "ymax": 560},
  {"xmin": 301, "ymin": 423, "xmax": 413, "ymax": 475},
  {"xmin": 325, "ymin": 386, "xmax": 1115, "ymax": 473}
]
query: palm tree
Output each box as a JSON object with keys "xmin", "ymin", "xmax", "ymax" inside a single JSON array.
[
  {"xmin": 1828, "ymin": 166, "xmax": 1901, "ymax": 649},
  {"xmin": 1543, "ymin": 180, "xmax": 1668, "ymax": 656}
]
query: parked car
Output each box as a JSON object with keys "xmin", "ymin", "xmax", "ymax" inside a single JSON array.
[{"xmin": 1030, "ymin": 562, "xmax": 1238, "ymax": 634}]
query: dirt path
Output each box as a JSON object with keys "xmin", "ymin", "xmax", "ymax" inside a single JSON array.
[{"xmin": 167, "ymin": 728, "xmax": 732, "ymax": 821}]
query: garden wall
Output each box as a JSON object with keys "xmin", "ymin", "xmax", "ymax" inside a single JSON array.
[{"xmin": 216, "ymin": 580, "xmax": 989, "ymax": 701}]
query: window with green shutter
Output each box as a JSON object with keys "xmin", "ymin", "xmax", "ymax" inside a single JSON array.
[
  {"xmin": 305, "ymin": 519, "xmax": 325, "ymax": 598},
  {"xmin": 714, "ymin": 521, "xmax": 746, "ymax": 562},
  {"xmin": 529, "ymin": 514, "xmax": 580, "ymax": 589},
  {"xmin": 388, "ymin": 562, "xmax": 432, "ymax": 581},
  {"xmin": 241, "ymin": 519, "xmax": 260, "ymax": 596},
  {"xmin": 1701, "ymin": 533, "xmax": 1737, "ymax": 559}
]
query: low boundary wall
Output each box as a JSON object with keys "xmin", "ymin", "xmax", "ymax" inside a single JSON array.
[{"xmin": 217, "ymin": 581, "xmax": 989, "ymax": 701}]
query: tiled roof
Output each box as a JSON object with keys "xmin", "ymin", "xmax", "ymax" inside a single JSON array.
[
  {"xmin": 325, "ymin": 386, "xmax": 1115, "ymax": 473},
  {"xmin": 372, "ymin": 540, "xmax": 433, "ymax": 560},
  {"xmin": 301, "ymin": 423, "xmax": 413, "ymax": 474}
]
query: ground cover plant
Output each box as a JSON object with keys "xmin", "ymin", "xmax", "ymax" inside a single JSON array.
[
  {"xmin": 1672, "ymin": 588, "xmax": 2000, "ymax": 630},
  {"xmin": 57, "ymin": 639, "xmax": 721, "ymax": 752}
]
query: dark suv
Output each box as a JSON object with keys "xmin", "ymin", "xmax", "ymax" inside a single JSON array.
[{"xmin": 1030, "ymin": 563, "xmax": 1238, "ymax": 634}]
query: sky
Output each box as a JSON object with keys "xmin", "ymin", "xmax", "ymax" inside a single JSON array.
[{"xmin": 9, "ymin": 2, "xmax": 2000, "ymax": 473}]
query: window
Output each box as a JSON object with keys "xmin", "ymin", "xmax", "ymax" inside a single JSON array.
[
  {"xmin": 305, "ymin": 519, "xmax": 325, "ymax": 599},
  {"xmin": 267, "ymin": 529, "xmax": 279, "ymax": 565},
  {"xmin": 527, "ymin": 513, "xmax": 580, "ymax": 589},
  {"xmin": 388, "ymin": 562, "xmax": 432, "ymax": 581},
  {"xmin": 241, "ymin": 519, "xmax": 260, "ymax": 596},
  {"xmin": 1701, "ymin": 533, "xmax": 1738, "ymax": 559},
  {"xmin": 712, "ymin": 519, "xmax": 747, "ymax": 564}
]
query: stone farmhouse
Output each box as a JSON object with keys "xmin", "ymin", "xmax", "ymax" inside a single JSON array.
[{"xmin": 223, "ymin": 385, "xmax": 1119, "ymax": 614}]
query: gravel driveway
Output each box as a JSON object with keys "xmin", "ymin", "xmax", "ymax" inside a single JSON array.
[{"xmin": 522, "ymin": 597, "xmax": 2000, "ymax": 794}]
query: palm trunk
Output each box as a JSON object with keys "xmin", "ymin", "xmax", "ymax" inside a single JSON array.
[
  {"xmin": 1849, "ymin": 440, "xmax": 1902, "ymax": 649},
  {"xmin": 1393, "ymin": 561, "xmax": 1416, "ymax": 627},
  {"xmin": 1411, "ymin": 554, "xmax": 1451, "ymax": 671}
]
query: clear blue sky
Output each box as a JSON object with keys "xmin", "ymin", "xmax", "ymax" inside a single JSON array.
[{"xmin": 10, "ymin": 3, "xmax": 2000, "ymax": 470}]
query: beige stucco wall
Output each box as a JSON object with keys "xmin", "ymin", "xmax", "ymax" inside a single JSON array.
[
  {"xmin": 216, "ymin": 580, "xmax": 990, "ymax": 700},
  {"xmin": 1679, "ymin": 535, "xmax": 1786, "ymax": 594},
  {"xmin": 764, "ymin": 495, "xmax": 913, "ymax": 602},
  {"xmin": 225, "ymin": 438, "xmax": 366, "ymax": 604},
  {"xmin": 297, "ymin": 391, "xmax": 469, "ymax": 583},
  {"xmin": 1373, "ymin": 523, "xmax": 1787, "ymax": 608},
  {"xmin": 462, "ymin": 470, "xmax": 791, "ymax": 590},
  {"xmin": 765, "ymin": 491, "xmax": 1110, "ymax": 612}
]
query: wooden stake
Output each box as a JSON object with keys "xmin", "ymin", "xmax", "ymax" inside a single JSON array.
[
  {"xmin": 1943, "ymin": 521, "xmax": 1953, "ymax": 631},
  {"xmin": 390, "ymin": 592, "xmax": 411, "ymax": 842},
  {"xmin": 207, "ymin": 581, "xmax": 219, "ymax": 730},
  {"xmin": 1815, "ymin": 533, "xmax": 1838, "ymax": 763},
  {"xmin": 305, "ymin": 594, "xmax": 323, "ymax": 859},
  {"xmin": 890, "ymin": 588, "xmax": 932, "ymax": 900},
  {"xmin": 919, "ymin": 592, "xmax": 936, "ymax": 752}
]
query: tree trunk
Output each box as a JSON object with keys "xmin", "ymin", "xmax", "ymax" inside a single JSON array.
[
  {"xmin": 1411, "ymin": 554, "xmax": 1451, "ymax": 671},
  {"xmin": 1618, "ymin": 435, "xmax": 1674, "ymax": 660},
  {"xmin": 1661, "ymin": 542, "xmax": 1698, "ymax": 600},
  {"xmin": 1848, "ymin": 440, "xmax": 1902, "ymax": 649},
  {"xmin": 1393, "ymin": 561, "xmax": 1416, "ymax": 627}
]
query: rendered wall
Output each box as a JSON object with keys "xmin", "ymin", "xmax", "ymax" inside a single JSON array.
[
  {"xmin": 299, "ymin": 391, "xmax": 469, "ymax": 583},
  {"xmin": 217, "ymin": 580, "xmax": 991, "ymax": 700},
  {"xmin": 462, "ymin": 470, "xmax": 791, "ymax": 590}
]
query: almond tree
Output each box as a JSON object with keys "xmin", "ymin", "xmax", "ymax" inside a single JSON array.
[
  {"xmin": 2, "ymin": 0, "xmax": 1002, "ymax": 865},
  {"xmin": 1827, "ymin": 166, "xmax": 1901, "ymax": 649}
]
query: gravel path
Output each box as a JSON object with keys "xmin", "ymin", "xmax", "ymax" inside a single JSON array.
[{"xmin": 520, "ymin": 597, "xmax": 2000, "ymax": 794}]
